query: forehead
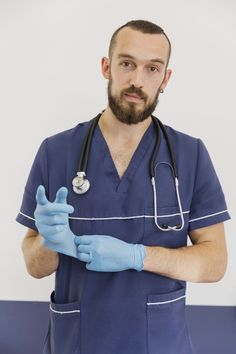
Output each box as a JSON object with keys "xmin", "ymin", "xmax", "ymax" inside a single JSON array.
[{"xmin": 112, "ymin": 27, "xmax": 169, "ymax": 63}]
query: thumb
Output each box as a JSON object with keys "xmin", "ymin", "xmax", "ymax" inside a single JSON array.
[
  {"xmin": 54, "ymin": 187, "xmax": 68, "ymax": 204},
  {"xmin": 36, "ymin": 185, "xmax": 48, "ymax": 205}
]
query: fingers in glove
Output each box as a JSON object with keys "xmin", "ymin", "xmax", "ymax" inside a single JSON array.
[
  {"xmin": 77, "ymin": 244, "xmax": 92, "ymax": 254},
  {"xmin": 34, "ymin": 214, "xmax": 68, "ymax": 226},
  {"xmin": 36, "ymin": 185, "xmax": 49, "ymax": 206},
  {"xmin": 36, "ymin": 224, "xmax": 67, "ymax": 238},
  {"xmin": 54, "ymin": 187, "xmax": 68, "ymax": 204},
  {"xmin": 74, "ymin": 235, "xmax": 94, "ymax": 245},
  {"xmin": 36, "ymin": 203, "xmax": 74, "ymax": 216},
  {"xmin": 77, "ymin": 252, "xmax": 92, "ymax": 263}
]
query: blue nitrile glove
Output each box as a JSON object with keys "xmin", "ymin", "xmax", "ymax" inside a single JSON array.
[
  {"xmin": 74, "ymin": 235, "xmax": 147, "ymax": 272},
  {"xmin": 34, "ymin": 185, "xmax": 77, "ymax": 258}
]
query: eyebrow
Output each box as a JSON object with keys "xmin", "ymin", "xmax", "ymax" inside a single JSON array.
[{"xmin": 117, "ymin": 53, "xmax": 165, "ymax": 66}]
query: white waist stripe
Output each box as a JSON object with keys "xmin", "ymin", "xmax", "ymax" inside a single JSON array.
[
  {"xmin": 69, "ymin": 211, "xmax": 190, "ymax": 221},
  {"xmin": 147, "ymin": 295, "xmax": 186, "ymax": 306},
  {"xmin": 49, "ymin": 304, "xmax": 80, "ymax": 315},
  {"xmin": 189, "ymin": 209, "xmax": 228, "ymax": 223},
  {"xmin": 19, "ymin": 210, "xmax": 189, "ymax": 221},
  {"xmin": 145, "ymin": 210, "xmax": 189, "ymax": 219},
  {"xmin": 19, "ymin": 209, "xmax": 228, "ymax": 223}
]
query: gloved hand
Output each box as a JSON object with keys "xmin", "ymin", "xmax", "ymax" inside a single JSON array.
[
  {"xmin": 74, "ymin": 235, "xmax": 147, "ymax": 272},
  {"xmin": 34, "ymin": 185, "xmax": 77, "ymax": 258}
]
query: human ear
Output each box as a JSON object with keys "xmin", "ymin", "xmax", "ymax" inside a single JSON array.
[
  {"xmin": 101, "ymin": 57, "xmax": 110, "ymax": 80},
  {"xmin": 160, "ymin": 68, "xmax": 172, "ymax": 92}
]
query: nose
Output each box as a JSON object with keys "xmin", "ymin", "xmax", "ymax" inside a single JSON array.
[{"xmin": 129, "ymin": 67, "xmax": 144, "ymax": 88}]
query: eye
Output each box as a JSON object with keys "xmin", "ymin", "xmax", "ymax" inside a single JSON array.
[
  {"xmin": 148, "ymin": 66, "xmax": 159, "ymax": 73},
  {"xmin": 120, "ymin": 61, "xmax": 134, "ymax": 69}
]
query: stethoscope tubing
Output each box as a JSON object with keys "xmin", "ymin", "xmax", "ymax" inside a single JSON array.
[
  {"xmin": 78, "ymin": 115, "xmax": 100, "ymax": 173},
  {"xmin": 72, "ymin": 113, "xmax": 185, "ymax": 232}
]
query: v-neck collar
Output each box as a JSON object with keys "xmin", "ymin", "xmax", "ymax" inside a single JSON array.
[{"xmin": 94, "ymin": 119, "xmax": 156, "ymax": 193}]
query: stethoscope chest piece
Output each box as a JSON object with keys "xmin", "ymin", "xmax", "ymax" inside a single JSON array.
[{"xmin": 72, "ymin": 172, "xmax": 90, "ymax": 194}]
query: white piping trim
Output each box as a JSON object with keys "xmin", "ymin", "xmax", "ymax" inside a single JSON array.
[
  {"xmin": 49, "ymin": 304, "xmax": 80, "ymax": 315},
  {"xmin": 19, "ymin": 210, "xmax": 190, "ymax": 222},
  {"xmin": 69, "ymin": 215, "xmax": 144, "ymax": 221},
  {"xmin": 19, "ymin": 209, "xmax": 229, "ymax": 224},
  {"xmin": 189, "ymin": 210, "xmax": 228, "ymax": 223},
  {"xmin": 145, "ymin": 210, "xmax": 189, "ymax": 219},
  {"xmin": 69, "ymin": 211, "xmax": 190, "ymax": 221},
  {"xmin": 147, "ymin": 295, "xmax": 186, "ymax": 306},
  {"xmin": 19, "ymin": 212, "xmax": 35, "ymax": 221}
]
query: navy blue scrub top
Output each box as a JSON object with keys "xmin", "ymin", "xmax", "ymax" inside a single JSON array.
[{"xmin": 16, "ymin": 115, "xmax": 230, "ymax": 354}]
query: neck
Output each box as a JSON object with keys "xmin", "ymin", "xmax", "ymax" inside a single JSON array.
[{"xmin": 98, "ymin": 106, "xmax": 152, "ymax": 143}]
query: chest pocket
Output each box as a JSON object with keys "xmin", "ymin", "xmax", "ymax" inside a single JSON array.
[{"xmin": 143, "ymin": 206, "xmax": 189, "ymax": 248}]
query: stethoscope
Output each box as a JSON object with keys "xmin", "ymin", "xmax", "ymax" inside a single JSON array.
[{"xmin": 72, "ymin": 113, "xmax": 184, "ymax": 232}]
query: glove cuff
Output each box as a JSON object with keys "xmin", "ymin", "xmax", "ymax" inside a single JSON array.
[
  {"xmin": 42, "ymin": 231, "xmax": 77, "ymax": 258},
  {"xmin": 133, "ymin": 244, "xmax": 147, "ymax": 272}
]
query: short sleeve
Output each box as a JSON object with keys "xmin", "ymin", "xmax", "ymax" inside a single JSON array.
[
  {"xmin": 188, "ymin": 139, "xmax": 230, "ymax": 231},
  {"xmin": 16, "ymin": 138, "xmax": 49, "ymax": 230}
]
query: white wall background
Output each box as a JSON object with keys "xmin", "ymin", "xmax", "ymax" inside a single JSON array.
[{"xmin": 0, "ymin": 0, "xmax": 235, "ymax": 305}]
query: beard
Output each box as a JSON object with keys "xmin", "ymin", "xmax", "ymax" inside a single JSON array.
[{"xmin": 107, "ymin": 79, "xmax": 160, "ymax": 125}]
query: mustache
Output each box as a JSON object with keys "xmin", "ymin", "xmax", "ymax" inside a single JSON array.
[{"xmin": 122, "ymin": 86, "xmax": 147, "ymax": 101}]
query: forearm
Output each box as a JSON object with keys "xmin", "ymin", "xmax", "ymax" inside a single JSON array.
[
  {"xmin": 143, "ymin": 242, "xmax": 227, "ymax": 283},
  {"xmin": 22, "ymin": 233, "xmax": 59, "ymax": 279}
]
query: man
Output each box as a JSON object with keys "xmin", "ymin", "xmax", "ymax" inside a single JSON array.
[{"xmin": 17, "ymin": 20, "xmax": 230, "ymax": 354}]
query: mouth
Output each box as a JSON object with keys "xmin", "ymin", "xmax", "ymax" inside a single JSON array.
[{"xmin": 124, "ymin": 93, "xmax": 143, "ymax": 103}]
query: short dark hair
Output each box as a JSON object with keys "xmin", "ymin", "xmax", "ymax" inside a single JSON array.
[{"xmin": 108, "ymin": 20, "xmax": 171, "ymax": 67}]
